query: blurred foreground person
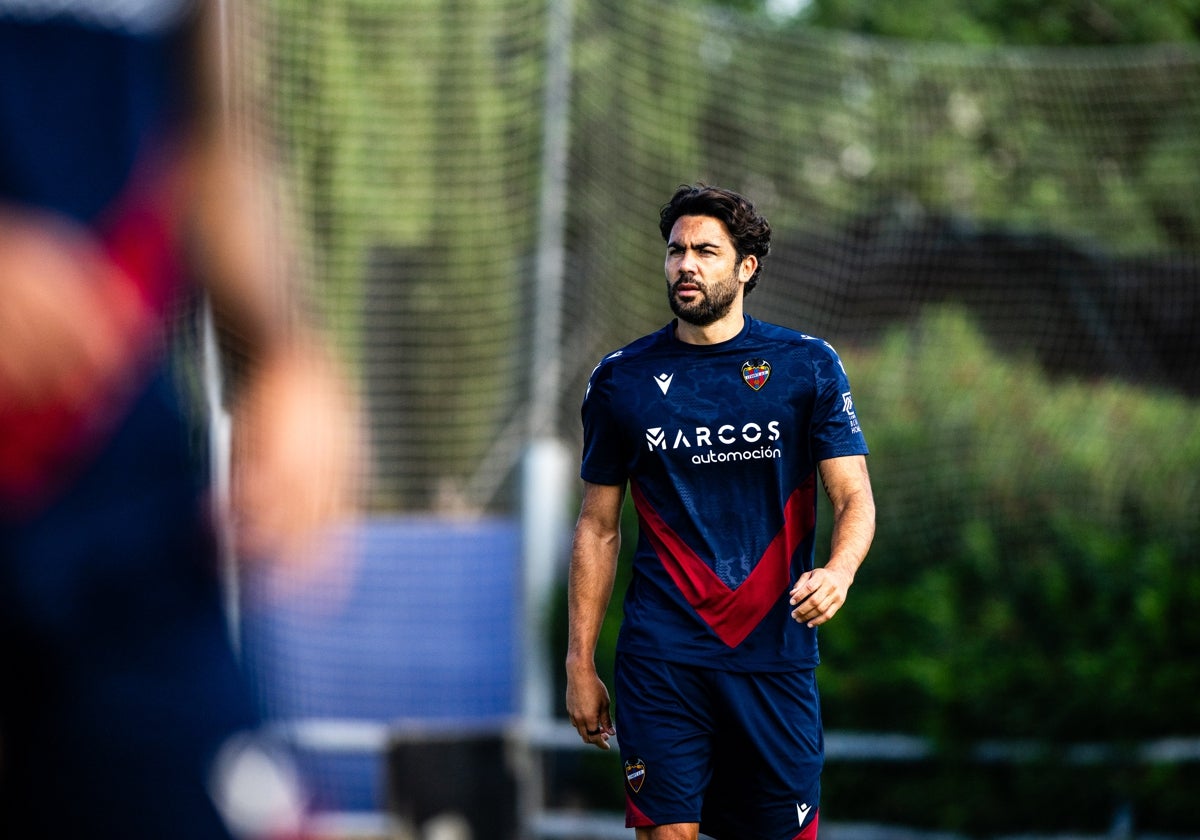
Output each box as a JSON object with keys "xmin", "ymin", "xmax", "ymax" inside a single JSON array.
[{"xmin": 0, "ymin": 1, "xmax": 363, "ymax": 837}]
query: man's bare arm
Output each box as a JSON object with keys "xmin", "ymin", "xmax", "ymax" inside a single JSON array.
[
  {"xmin": 565, "ymin": 481, "xmax": 624, "ymax": 750},
  {"xmin": 790, "ymin": 454, "xmax": 875, "ymax": 627}
]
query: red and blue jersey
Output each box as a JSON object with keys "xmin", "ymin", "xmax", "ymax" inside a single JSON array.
[
  {"xmin": 581, "ymin": 315, "xmax": 869, "ymax": 671},
  {"xmin": 0, "ymin": 1, "xmax": 196, "ymax": 511}
]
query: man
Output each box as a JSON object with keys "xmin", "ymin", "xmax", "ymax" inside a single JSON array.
[
  {"xmin": 0, "ymin": 2, "xmax": 361, "ymax": 837},
  {"xmin": 565, "ymin": 184, "xmax": 875, "ymax": 840}
]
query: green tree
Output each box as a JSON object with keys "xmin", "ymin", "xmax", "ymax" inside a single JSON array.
[{"xmin": 794, "ymin": 0, "xmax": 1200, "ymax": 45}]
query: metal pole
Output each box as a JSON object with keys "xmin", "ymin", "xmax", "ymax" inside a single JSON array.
[
  {"xmin": 527, "ymin": 0, "xmax": 573, "ymax": 442},
  {"xmin": 208, "ymin": 0, "xmax": 239, "ymax": 649},
  {"xmin": 518, "ymin": 0, "xmax": 575, "ymax": 835},
  {"xmin": 522, "ymin": 0, "xmax": 575, "ymax": 729}
]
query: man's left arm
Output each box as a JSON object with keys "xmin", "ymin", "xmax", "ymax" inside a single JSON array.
[{"xmin": 790, "ymin": 454, "xmax": 876, "ymax": 627}]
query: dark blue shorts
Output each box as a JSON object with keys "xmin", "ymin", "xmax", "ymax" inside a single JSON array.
[
  {"xmin": 615, "ymin": 653, "xmax": 823, "ymax": 840},
  {"xmin": 0, "ymin": 369, "xmax": 260, "ymax": 839}
]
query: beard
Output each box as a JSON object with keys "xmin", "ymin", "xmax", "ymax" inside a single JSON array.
[{"xmin": 667, "ymin": 270, "xmax": 740, "ymax": 326}]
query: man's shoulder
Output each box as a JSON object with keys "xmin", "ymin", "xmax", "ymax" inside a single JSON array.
[
  {"xmin": 749, "ymin": 316, "xmax": 817, "ymax": 342},
  {"xmin": 0, "ymin": 0, "xmax": 192, "ymax": 35},
  {"xmin": 748, "ymin": 314, "xmax": 844, "ymax": 355},
  {"xmin": 583, "ymin": 325, "xmax": 674, "ymax": 408},
  {"xmin": 748, "ymin": 317, "xmax": 837, "ymax": 355},
  {"xmin": 591, "ymin": 324, "xmax": 674, "ymax": 372}
]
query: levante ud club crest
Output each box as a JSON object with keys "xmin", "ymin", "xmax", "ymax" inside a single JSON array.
[
  {"xmin": 624, "ymin": 757, "xmax": 646, "ymax": 793},
  {"xmin": 741, "ymin": 359, "xmax": 771, "ymax": 390}
]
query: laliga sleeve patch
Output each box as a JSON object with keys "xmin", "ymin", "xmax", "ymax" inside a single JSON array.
[
  {"xmin": 741, "ymin": 359, "xmax": 771, "ymax": 390},
  {"xmin": 624, "ymin": 757, "xmax": 647, "ymax": 793}
]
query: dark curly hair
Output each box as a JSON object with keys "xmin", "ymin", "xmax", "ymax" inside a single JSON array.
[{"xmin": 659, "ymin": 183, "xmax": 771, "ymax": 296}]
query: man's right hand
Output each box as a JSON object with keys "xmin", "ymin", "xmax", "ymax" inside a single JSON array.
[{"xmin": 565, "ymin": 663, "xmax": 616, "ymax": 750}]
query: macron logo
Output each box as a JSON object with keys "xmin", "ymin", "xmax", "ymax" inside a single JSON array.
[
  {"xmin": 797, "ymin": 803, "xmax": 812, "ymax": 827},
  {"xmin": 654, "ymin": 372, "xmax": 674, "ymax": 395}
]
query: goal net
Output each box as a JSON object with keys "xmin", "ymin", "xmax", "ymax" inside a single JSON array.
[{"xmin": 227, "ymin": 0, "xmax": 1200, "ymax": 515}]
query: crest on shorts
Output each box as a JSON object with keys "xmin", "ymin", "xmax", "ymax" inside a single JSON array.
[
  {"xmin": 624, "ymin": 757, "xmax": 647, "ymax": 793},
  {"xmin": 741, "ymin": 359, "xmax": 771, "ymax": 391}
]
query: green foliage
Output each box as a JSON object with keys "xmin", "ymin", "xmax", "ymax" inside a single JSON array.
[
  {"xmin": 821, "ymin": 307, "xmax": 1200, "ymax": 745},
  {"xmin": 795, "ymin": 0, "xmax": 1200, "ymax": 45}
]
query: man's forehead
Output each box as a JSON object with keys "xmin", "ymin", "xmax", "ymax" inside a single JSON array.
[{"xmin": 668, "ymin": 214, "xmax": 733, "ymax": 247}]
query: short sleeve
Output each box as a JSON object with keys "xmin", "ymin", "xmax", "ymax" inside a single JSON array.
[
  {"xmin": 580, "ymin": 360, "xmax": 631, "ymax": 486},
  {"xmin": 809, "ymin": 340, "xmax": 869, "ymax": 460}
]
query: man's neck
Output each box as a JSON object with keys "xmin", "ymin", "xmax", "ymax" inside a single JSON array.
[{"xmin": 675, "ymin": 307, "xmax": 745, "ymax": 346}]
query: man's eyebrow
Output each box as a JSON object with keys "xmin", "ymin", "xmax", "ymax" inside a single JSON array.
[{"xmin": 667, "ymin": 238, "xmax": 722, "ymax": 251}]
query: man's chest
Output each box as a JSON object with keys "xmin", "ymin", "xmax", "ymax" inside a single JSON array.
[{"xmin": 612, "ymin": 354, "xmax": 814, "ymax": 467}]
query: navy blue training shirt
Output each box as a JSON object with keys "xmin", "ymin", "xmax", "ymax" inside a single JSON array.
[{"xmin": 581, "ymin": 315, "xmax": 869, "ymax": 672}]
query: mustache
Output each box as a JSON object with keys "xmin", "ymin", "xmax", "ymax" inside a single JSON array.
[{"xmin": 670, "ymin": 275, "xmax": 705, "ymax": 293}]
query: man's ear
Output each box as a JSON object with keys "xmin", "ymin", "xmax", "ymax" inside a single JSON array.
[{"xmin": 738, "ymin": 254, "xmax": 758, "ymax": 284}]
